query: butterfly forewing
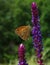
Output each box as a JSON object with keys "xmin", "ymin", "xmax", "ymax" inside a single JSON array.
[{"xmin": 15, "ymin": 26, "xmax": 31, "ymax": 40}]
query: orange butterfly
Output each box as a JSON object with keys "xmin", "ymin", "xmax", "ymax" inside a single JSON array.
[{"xmin": 15, "ymin": 25, "xmax": 31, "ymax": 40}]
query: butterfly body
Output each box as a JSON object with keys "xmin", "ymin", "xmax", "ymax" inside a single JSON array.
[{"xmin": 15, "ymin": 26, "xmax": 31, "ymax": 40}]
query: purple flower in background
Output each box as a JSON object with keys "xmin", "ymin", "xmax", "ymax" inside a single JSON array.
[
  {"xmin": 18, "ymin": 43, "xmax": 28, "ymax": 65},
  {"xmin": 31, "ymin": 2, "xmax": 44, "ymax": 65}
]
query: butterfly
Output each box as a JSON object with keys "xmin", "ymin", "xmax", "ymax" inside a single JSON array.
[{"xmin": 15, "ymin": 25, "xmax": 31, "ymax": 40}]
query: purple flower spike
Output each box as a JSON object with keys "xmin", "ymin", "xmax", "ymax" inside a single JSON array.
[
  {"xmin": 18, "ymin": 43, "xmax": 28, "ymax": 65},
  {"xmin": 31, "ymin": 2, "xmax": 44, "ymax": 65}
]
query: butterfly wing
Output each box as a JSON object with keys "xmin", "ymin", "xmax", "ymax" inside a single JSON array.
[{"xmin": 15, "ymin": 26, "xmax": 31, "ymax": 40}]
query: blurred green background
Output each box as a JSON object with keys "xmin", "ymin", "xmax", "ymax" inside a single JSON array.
[{"xmin": 0, "ymin": 0, "xmax": 50, "ymax": 65}]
